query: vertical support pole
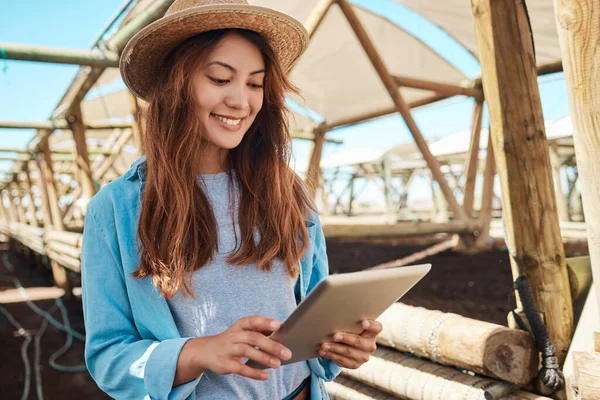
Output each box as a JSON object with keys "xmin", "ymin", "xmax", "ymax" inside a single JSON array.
[
  {"xmin": 66, "ymin": 103, "xmax": 96, "ymax": 209},
  {"xmin": 550, "ymin": 145, "xmax": 570, "ymax": 221},
  {"xmin": 382, "ymin": 154, "xmax": 395, "ymax": 222},
  {"xmin": 306, "ymin": 126, "xmax": 327, "ymax": 200},
  {"xmin": 128, "ymin": 92, "xmax": 145, "ymax": 154},
  {"xmin": 336, "ymin": 0, "xmax": 469, "ymax": 224},
  {"xmin": 553, "ymin": 0, "xmax": 600, "ymax": 312},
  {"xmin": 475, "ymin": 131, "xmax": 496, "ymax": 250},
  {"xmin": 22, "ymin": 163, "xmax": 40, "ymax": 227},
  {"xmin": 463, "ymin": 100, "xmax": 484, "ymax": 217},
  {"xmin": 11, "ymin": 181, "xmax": 27, "ymax": 224},
  {"xmin": 471, "ymin": 0, "xmax": 573, "ymax": 361}
]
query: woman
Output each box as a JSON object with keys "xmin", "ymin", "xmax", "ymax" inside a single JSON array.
[{"xmin": 81, "ymin": 1, "xmax": 382, "ymax": 399}]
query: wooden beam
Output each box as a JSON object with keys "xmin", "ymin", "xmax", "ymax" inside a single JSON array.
[
  {"xmin": 323, "ymin": 93, "xmax": 452, "ymax": 131},
  {"xmin": 305, "ymin": 127, "xmax": 327, "ymax": 199},
  {"xmin": 393, "ymin": 75, "xmax": 484, "ymax": 100},
  {"xmin": 336, "ymin": 0, "xmax": 468, "ymax": 223},
  {"xmin": 0, "ymin": 119, "xmax": 132, "ymax": 130},
  {"xmin": 304, "ymin": 0, "xmax": 335, "ymax": 39},
  {"xmin": 322, "ymin": 220, "xmax": 470, "ymax": 238},
  {"xmin": 293, "ymin": 130, "xmax": 342, "ymax": 144},
  {"xmin": 471, "ymin": 0, "xmax": 573, "ymax": 361},
  {"xmin": 66, "ymin": 103, "xmax": 96, "ymax": 203},
  {"xmin": 463, "ymin": 100, "xmax": 484, "ymax": 217},
  {"xmin": 553, "ymin": 0, "xmax": 600, "ymax": 313},
  {"xmin": 0, "ymin": 41, "xmax": 118, "ymax": 67}
]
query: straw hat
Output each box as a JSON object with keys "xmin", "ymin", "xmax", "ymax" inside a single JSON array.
[{"xmin": 120, "ymin": 0, "xmax": 309, "ymax": 100}]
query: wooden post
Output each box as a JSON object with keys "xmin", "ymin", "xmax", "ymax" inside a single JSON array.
[
  {"xmin": 39, "ymin": 138, "xmax": 65, "ymax": 232},
  {"xmin": 550, "ymin": 144, "xmax": 570, "ymax": 221},
  {"xmin": 336, "ymin": 0, "xmax": 469, "ymax": 224},
  {"xmin": 5, "ymin": 187, "xmax": 20, "ymax": 223},
  {"xmin": 553, "ymin": 0, "xmax": 600, "ymax": 312},
  {"xmin": 306, "ymin": 126, "xmax": 327, "ymax": 199},
  {"xmin": 66, "ymin": 103, "xmax": 96, "ymax": 206},
  {"xmin": 128, "ymin": 92, "xmax": 145, "ymax": 153},
  {"xmin": 463, "ymin": 100, "xmax": 484, "ymax": 217},
  {"xmin": 474, "ymin": 131, "xmax": 497, "ymax": 250},
  {"xmin": 10, "ymin": 182, "xmax": 27, "ymax": 224},
  {"xmin": 382, "ymin": 154, "xmax": 395, "ymax": 221},
  {"xmin": 22, "ymin": 163, "xmax": 40, "ymax": 227},
  {"xmin": 471, "ymin": 0, "xmax": 574, "ymax": 361},
  {"xmin": 304, "ymin": 0, "xmax": 335, "ymax": 40}
]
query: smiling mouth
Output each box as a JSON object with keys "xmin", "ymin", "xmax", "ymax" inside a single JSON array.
[{"xmin": 210, "ymin": 113, "xmax": 244, "ymax": 126}]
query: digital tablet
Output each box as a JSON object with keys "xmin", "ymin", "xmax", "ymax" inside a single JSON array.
[{"xmin": 246, "ymin": 263, "xmax": 431, "ymax": 369}]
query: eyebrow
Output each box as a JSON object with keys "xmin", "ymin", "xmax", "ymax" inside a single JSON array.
[{"xmin": 206, "ymin": 61, "xmax": 265, "ymax": 75}]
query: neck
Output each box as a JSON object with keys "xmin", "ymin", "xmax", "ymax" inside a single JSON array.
[{"xmin": 196, "ymin": 145, "xmax": 230, "ymax": 174}]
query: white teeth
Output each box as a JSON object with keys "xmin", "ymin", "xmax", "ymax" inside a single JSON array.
[{"xmin": 212, "ymin": 114, "xmax": 241, "ymax": 126}]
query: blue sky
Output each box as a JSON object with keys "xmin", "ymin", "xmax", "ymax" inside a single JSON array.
[{"xmin": 0, "ymin": 0, "xmax": 571, "ymax": 202}]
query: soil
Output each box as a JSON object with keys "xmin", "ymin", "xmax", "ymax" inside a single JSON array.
[{"xmin": 0, "ymin": 237, "xmax": 568, "ymax": 399}]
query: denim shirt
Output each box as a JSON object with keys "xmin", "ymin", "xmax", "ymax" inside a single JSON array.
[{"xmin": 81, "ymin": 156, "xmax": 341, "ymax": 400}]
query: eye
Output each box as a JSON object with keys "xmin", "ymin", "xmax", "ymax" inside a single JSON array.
[
  {"xmin": 208, "ymin": 77, "xmax": 229, "ymax": 85},
  {"xmin": 248, "ymin": 83, "xmax": 264, "ymax": 89}
]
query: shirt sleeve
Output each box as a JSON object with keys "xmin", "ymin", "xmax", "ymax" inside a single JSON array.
[
  {"xmin": 81, "ymin": 203, "xmax": 202, "ymax": 400},
  {"xmin": 307, "ymin": 214, "xmax": 342, "ymax": 382}
]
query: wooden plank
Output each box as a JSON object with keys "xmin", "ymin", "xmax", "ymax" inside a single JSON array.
[
  {"xmin": 336, "ymin": 0, "xmax": 469, "ymax": 223},
  {"xmin": 471, "ymin": 0, "xmax": 574, "ymax": 360},
  {"xmin": 323, "ymin": 220, "xmax": 470, "ymax": 238},
  {"xmin": 553, "ymin": 0, "xmax": 600, "ymax": 314}
]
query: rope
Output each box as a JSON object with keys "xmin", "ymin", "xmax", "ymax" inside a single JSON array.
[
  {"xmin": 0, "ymin": 305, "xmax": 32, "ymax": 400},
  {"xmin": 510, "ymin": 257, "xmax": 564, "ymax": 392}
]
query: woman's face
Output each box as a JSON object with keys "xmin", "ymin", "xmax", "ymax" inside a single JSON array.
[{"xmin": 192, "ymin": 32, "xmax": 265, "ymax": 151}]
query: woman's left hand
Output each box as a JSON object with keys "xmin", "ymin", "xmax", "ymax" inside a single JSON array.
[{"xmin": 318, "ymin": 320, "xmax": 383, "ymax": 369}]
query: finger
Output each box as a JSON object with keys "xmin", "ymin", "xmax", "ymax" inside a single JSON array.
[
  {"xmin": 360, "ymin": 320, "xmax": 383, "ymax": 338},
  {"xmin": 235, "ymin": 315, "xmax": 281, "ymax": 334},
  {"xmin": 331, "ymin": 332, "xmax": 377, "ymax": 353},
  {"xmin": 231, "ymin": 343, "xmax": 282, "ymax": 369},
  {"xmin": 224, "ymin": 360, "xmax": 270, "ymax": 380},
  {"xmin": 318, "ymin": 348, "xmax": 364, "ymax": 370},
  {"xmin": 237, "ymin": 331, "xmax": 292, "ymax": 361},
  {"xmin": 320, "ymin": 342, "xmax": 370, "ymax": 364}
]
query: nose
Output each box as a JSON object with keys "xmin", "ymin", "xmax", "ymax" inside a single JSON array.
[{"xmin": 224, "ymin": 81, "xmax": 249, "ymax": 112}]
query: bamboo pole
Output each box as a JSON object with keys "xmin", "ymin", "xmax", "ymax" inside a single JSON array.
[
  {"xmin": 553, "ymin": 0, "xmax": 600, "ymax": 312},
  {"xmin": 11, "ymin": 182, "xmax": 28, "ymax": 225},
  {"xmin": 463, "ymin": 100, "xmax": 484, "ymax": 217},
  {"xmin": 306, "ymin": 127, "xmax": 327, "ymax": 199},
  {"xmin": 94, "ymin": 128, "xmax": 134, "ymax": 181},
  {"xmin": 336, "ymin": 0, "xmax": 469, "ymax": 224},
  {"xmin": 66, "ymin": 103, "xmax": 96, "ymax": 205},
  {"xmin": 0, "ymin": 42, "xmax": 118, "ymax": 67},
  {"xmin": 471, "ymin": 0, "xmax": 574, "ymax": 360},
  {"xmin": 393, "ymin": 75, "xmax": 484, "ymax": 100}
]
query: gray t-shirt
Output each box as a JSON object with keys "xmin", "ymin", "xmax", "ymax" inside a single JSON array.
[{"xmin": 167, "ymin": 171, "xmax": 311, "ymax": 399}]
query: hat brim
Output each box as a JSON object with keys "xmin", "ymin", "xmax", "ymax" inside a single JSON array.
[{"xmin": 120, "ymin": 4, "xmax": 308, "ymax": 100}]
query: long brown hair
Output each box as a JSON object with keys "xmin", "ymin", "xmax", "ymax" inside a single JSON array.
[{"xmin": 132, "ymin": 29, "xmax": 314, "ymax": 299}]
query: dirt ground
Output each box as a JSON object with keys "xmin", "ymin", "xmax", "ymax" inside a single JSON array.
[{"xmin": 0, "ymin": 237, "xmax": 578, "ymax": 399}]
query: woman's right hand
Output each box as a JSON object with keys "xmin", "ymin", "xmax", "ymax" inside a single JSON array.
[{"xmin": 187, "ymin": 315, "xmax": 292, "ymax": 381}]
